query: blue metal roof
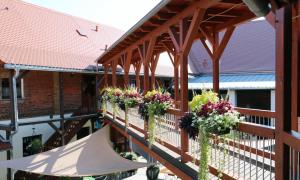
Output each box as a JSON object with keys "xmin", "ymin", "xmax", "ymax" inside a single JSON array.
[{"xmin": 189, "ymin": 73, "xmax": 275, "ymax": 83}]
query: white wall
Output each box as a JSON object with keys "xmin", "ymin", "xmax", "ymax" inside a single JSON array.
[
  {"xmin": 228, "ymin": 90, "xmax": 236, "ymax": 106},
  {"xmin": 270, "ymin": 90, "xmax": 276, "ymax": 126},
  {"xmin": 0, "ymin": 113, "xmax": 91, "ymax": 180},
  {"xmin": 271, "ymin": 90, "xmax": 275, "ymax": 111}
]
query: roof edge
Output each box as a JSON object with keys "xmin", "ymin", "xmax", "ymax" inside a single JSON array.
[{"xmin": 96, "ymin": 0, "xmax": 171, "ymax": 63}]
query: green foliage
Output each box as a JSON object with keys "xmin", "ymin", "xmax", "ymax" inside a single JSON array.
[
  {"xmin": 194, "ymin": 111, "xmax": 240, "ymax": 135},
  {"xmin": 27, "ymin": 138, "xmax": 42, "ymax": 155},
  {"xmin": 120, "ymin": 152, "xmax": 138, "ymax": 161},
  {"xmin": 146, "ymin": 165, "xmax": 160, "ymax": 180},
  {"xmin": 141, "ymin": 89, "xmax": 172, "ymax": 147},
  {"xmin": 198, "ymin": 130, "xmax": 209, "ymax": 180},
  {"xmin": 189, "ymin": 90, "xmax": 219, "ymax": 112},
  {"xmin": 148, "ymin": 111, "xmax": 156, "ymax": 146}
]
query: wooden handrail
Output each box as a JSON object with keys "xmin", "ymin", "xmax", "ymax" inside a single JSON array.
[
  {"xmin": 237, "ymin": 122, "xmax": 275, "ymax": 139},
  {"xmin": 166, "ymin": 108, "xmax": 183, "ymax": 116},
  {"xmin": 166, "ymin": 107, "xmax": 276, "ymax": 119},
  {"xmin": 235, "ymin": 107, "xmax": 276, "ymax": 118},
  {"xmin": 282, "ymin": 131, "xmax": 300, "ymax": 152}
]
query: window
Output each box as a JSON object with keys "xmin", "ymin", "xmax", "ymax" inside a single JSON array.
[
  {"xmin": 236, "ymin": 90, "xmax": 271, "ymax": 110},
  {"xmin": 23, "ymin": 134, "xmax": 42, "ymax": 157},
  {"xmin": 0, "ymin": 78, "xmax": 23, "ymax": 99}
]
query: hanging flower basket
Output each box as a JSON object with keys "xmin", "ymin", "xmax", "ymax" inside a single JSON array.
[
  {"xmin": 138, "ymin": 89, "xmax": 172, "ymax": 147},
  {"xmin": 179, "ymin": 90, "xmax": 243, "ymax": 180},
  {"xmin": 118, "ymin": 88, "xmax": 140, "ymax": 128}
]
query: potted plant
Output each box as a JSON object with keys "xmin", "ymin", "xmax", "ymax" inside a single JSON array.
[
  {"xmin": 118, "ymin": 88, "xmax": 140, "ymax": 128},
  {"xmin": 26, "ymin": 138, "xmax": 43, "ymax": 155},
  {"xmin": 100, "ymin": 88, "xmax": 110, "ymax": 115},
  {"xmin": 120, "ymin": 152, "xmax": 138, "ymax": 176},
  {"xmin": 179, "ymin": 90, "xmax": 242, "ymax": 180},
  {"xmin": 146, "ymin": 165, "xmax": 160, "ymax": 180},
  {"xmin": 139, "ymin": 89, "xmax": 172, "ymax": 146},
  {"xmin": 104, "ymin": 87, "xmax": 122, "ymax": 119}
]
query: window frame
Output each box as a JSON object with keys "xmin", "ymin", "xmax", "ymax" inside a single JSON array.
[{"xmin": 0, "ymin": 77, "xmax": 24, "ymax": 100}]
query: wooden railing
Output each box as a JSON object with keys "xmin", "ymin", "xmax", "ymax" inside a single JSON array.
[{"xmin": 105, "ymin": 102, "xmax": 276, "ymax": 179}]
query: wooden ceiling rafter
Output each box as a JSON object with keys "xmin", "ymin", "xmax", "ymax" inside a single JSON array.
[{"xmin": 97, "ymin": 0, "xmax": 255, "ymax": 65}]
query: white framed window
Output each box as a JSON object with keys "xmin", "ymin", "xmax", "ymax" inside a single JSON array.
[{"xmin": 0, "ymin": 78, "xmax": 24, "ymax": 100}]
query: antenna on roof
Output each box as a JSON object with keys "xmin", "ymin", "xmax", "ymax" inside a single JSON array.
[
  {"xmin": 100, "ymin": 45, "xmax": 108, "ymax": 52},
  {"xmin": 1, "ymin": 7, "xmax": 8, "ymax": 11}
]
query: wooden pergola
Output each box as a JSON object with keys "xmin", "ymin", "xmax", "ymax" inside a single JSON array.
[{"xmin": 97, "ymin": 0, "xmax": 300, "ymax": 179}]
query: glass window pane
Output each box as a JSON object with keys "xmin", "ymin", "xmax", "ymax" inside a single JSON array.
[
  {"xmin": 2, "ymin": 78, "xmax": 9, "ymax": 99},
  {"xmin": 1, "ymin": 78, "xmax": 23, "ymax": 99}
]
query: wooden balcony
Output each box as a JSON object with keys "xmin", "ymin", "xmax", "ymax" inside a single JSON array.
[{"xmin": 103, "ymin": 102, "xmax": 276, "ymax": 179}]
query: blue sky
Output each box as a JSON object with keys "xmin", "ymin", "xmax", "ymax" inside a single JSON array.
[{"xmin": 22, "ymin": 0, "xmax": 161, "ymax": 31}]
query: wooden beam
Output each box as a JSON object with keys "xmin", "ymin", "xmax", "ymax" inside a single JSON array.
[
  {"xmin": 157, "ymin": 12, "xmax": 174, "ymax": 20},
  {"xmin": 104, "ymin": 65, "xmax": 109, "ymax": 87},
  {"xmin": 111, "ymin": 59, "xmax": 117, "ymax": 87},
  {"xmin": 9, "ymin": 70, "xmax": 18, "ymax": 131},
  {"xmin": 48, "ymin": 122, "xmax": 61, "ymax": 135},
  {"xmin": 166, "ymin": 50, "xmax": 175, "ymax": 66},
  {"xmin": 151, "ymin": 53, "xmax": 160, "ymax": 89},
  {"xmin": 123, "ymin": 51, "xmax": 132, "ymax": 88},
  {"xmin": 199, "ymin": 27, "xmax": 214, "ymax": 45},
  {"xmin": 138, "ymin": 38, "xmax": 156, "ymax": 92},
  {"xmin": 275, "ymin": 5, "xmax": 292, "ymax": 180},
  {"xmin": 182, "ymin": 9, "xmax": 206, "ymax": 56},
  {"xmin": 200, "ymin": 38, "xmax": 213, "ymax": 59},
  {"xmin": 58, "ymin": 72, "xmax": 65, "ymax": 146},
  {"xmin": 213, "ymin": 26, "xmax": 235, "ymax": 61},
  {"xmin": 291, "ymin": 3, "xmax": 300, "ymax": 131},
  {"xmin": 99, "ymin": 0, "xmax": 219, "ymax": 64},
  {"xmin": 134, "ymin": 61, "xmax": 142, "ymax": 91},
  {"xmin": 214, "ymin": 12, "xmax": 255, "ymax": 32},
  {"xmin": 168, "ymin": 26, "xmax": 180, "ymax": 52},
  {"xmin": 7, "ymin": 70, "xmax": 17, "ymax": 180}
]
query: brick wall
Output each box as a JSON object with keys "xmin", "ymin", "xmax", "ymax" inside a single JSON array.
[
  {"xmin": 63, "ymin": 73, "xmax": 82, "ymax": 112},
  {"xmin": 0, "ymin": 70, "xmax": 82, "ymax": 120}
]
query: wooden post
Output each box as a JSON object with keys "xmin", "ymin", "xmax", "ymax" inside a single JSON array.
[
  {"xmin": 275, "ymin": 5, "xmax": 292, "ymax": 180},
  {"xmin": 150, "ymin": 53, "xmax": 159, "ymax": 89},
  {"xmin": 134, "ymin": 62, "xmax": 142, "ymax": 92},
  {"xmin": 59, "ymin": 72, "xmax": 65, "ymax": 146},
  {"xmin": 199, "ymin": 26, "xmax": 235, "ymax": 93},
  {"xmin": 138, "ymin": 38, "xmax": 156, "ymax": 93},
  {"xmin": 6, "ymin": 131, "xmax": 11, "ymax": 180},
  {"xmin": 111, "ymin": 60, "xmax": 117, "ymax": 87},
  {"xmin": 291, "ymin": 3, "xmax": 300, "ymax": 131},
  {"xmin": 8, "ymin": 69, "xmax": 19, "ymax": 180},
  {"xmin": 121, "ymin": 51, "xmax": 132, "ymax": 88},
  {"xmin": 143, "ymin": 62, "xmax": 150, "ymax": 92},
  {"xmin": 179, "ymin": 54, "xmax": 189, "ymax": 162},
  {"xmin": 212, "ymin": 58, "xmax": 220, "ymax": 93},
  {"xmin": 104, "ymin": 65, "xmax": 109, "ymax": 87},
  {"xmin": 9, "ymin": 70, "xmax": 18, "ymax": 131},
  {"xmin": 95, "ymin": 64, "xmax": 100, "ymax": 110},
  {"xmin": 174, "ymin": 62, "xmax": 180, "ymax": 102},
  {"xmin": 168, "ymin": 8, "xmax": 206, "ymax": 163}
]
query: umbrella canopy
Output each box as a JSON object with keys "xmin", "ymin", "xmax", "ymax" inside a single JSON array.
[{"xmin": 0, "ymin": 126, "xmax": 151, "ymax": 177}]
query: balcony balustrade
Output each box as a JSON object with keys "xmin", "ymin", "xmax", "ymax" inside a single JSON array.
[{"xmin": 104, "ymin": 102, "xmax": 276, "ymax": 179}]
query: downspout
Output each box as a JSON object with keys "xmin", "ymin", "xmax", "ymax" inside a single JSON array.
[{"xmin": 9, "ymin": 69, "xmax": 19, "ymax": 180}]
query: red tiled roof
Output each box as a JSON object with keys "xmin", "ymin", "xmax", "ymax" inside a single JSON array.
[{"xmin": 0, "ymin": 0, "xmax": 123, "ymax": 71}]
